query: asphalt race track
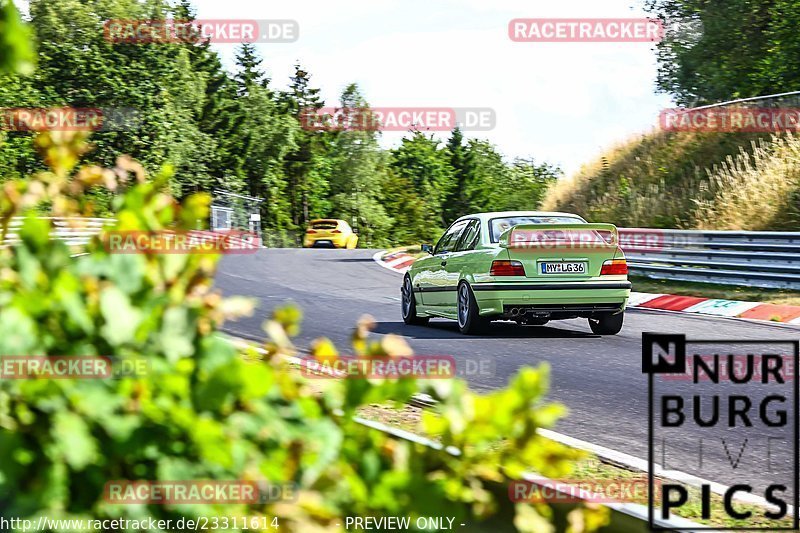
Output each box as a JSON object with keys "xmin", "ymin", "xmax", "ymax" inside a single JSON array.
[{"xmin": 216, "ymin": 248, "xmax": 800, "ymax": 499}]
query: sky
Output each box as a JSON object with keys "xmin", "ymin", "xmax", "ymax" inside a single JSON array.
[
  {"xmin": 18, "ymin": 0, "xmax": 676, "ymax": 176},
  {"xmin": 197, "ymin": 0, "xmax": 674, "ymax": 176}
]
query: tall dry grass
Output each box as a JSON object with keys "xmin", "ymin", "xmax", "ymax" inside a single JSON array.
[
  {"xmin": 692, "ymin": 134, "xmax": 800, "ymax": 229},
  {"xmin": 542, "ymin": 130, "xmax": 800, "ymax": 230}
]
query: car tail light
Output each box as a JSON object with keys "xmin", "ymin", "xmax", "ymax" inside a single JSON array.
[
  {"xmin": 490, "ymin": 260, "xmax": 526, "ymax": 276},
  {"xmin": 306, "ymin": 229, "xmax": 316, "ymax": 234},
  {"xmin": 331, "ymin": 230, "xmax": 341, "ymax": 234},
  {"xmin": 600, "ymin": 259, "xmax": 628, "ymax": 275}
]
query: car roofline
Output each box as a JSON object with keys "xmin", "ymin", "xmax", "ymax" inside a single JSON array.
[{"xmin": 453, "ymin": 211, "xmax": 586, "ymax": 223}]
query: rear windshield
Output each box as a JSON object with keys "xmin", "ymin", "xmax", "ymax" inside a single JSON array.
[
  {"xmin": 311, "ymin": 221, "xmax": 339, "ymax": 230},
  {"xmin": 489, "ymin": 216, "xmax": 584, "ymax": 242}
]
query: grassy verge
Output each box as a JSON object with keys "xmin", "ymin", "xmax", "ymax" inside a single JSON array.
[
  {"xmin": 630, "ymin": 275, "xmax": 800, "ymax": 306},
  {"xmin": 358, "ymin": 402, "xmax": 793, "ymax": 529}
]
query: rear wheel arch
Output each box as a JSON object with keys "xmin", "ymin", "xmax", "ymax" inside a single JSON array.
[
  {"xmin": 457, "ymin": 280, "xmax": 487, "ymax": 335},
  {"xmin": 402, "ymin": 274, "xmax": 429, "ymax": 325},
  {"xmin": 459, "ymin": 272, "xmax": 477, "ymax": 286}
]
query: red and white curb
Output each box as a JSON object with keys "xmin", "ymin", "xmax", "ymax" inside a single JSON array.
[
  {"xmin": 374, "ymin": 250, "xmax": 800, "ymax": 326},
  {"xmin": 373, "ymin": 249, "xmax": 416, "ymax": 274},
  {"xmin": 629, "ymin": 292, "xmax": 800, "ymax": 325}
]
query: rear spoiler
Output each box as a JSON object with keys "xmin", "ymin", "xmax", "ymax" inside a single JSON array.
[{"xmin": 498, "ymin": 223, "xmax": 619, "ymax": 248}]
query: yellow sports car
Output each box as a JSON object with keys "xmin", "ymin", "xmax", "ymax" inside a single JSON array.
[{"xmin": 303, "ymin": 219, "xmax": 358, "ymax": 249}]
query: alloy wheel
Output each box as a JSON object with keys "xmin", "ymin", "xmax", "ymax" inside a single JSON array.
[
  {"xmin": 402, "ymin": 278, "xmax": 412, "ymax": 318},
  {"xmin": 458, "ymin": 284, "xmax": 469, "ymax": 327}
]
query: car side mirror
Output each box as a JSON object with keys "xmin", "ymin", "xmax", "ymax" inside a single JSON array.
[{"xmin": 421, "ymin": 243, "xmax": 433, "ymax": 254}]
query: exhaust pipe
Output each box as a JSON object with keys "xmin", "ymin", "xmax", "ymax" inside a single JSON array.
[{"xmin": 510, "ymin": 308, "xmax": 520, "ymax": 317}]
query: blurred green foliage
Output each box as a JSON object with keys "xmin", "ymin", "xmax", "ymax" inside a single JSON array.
[
  {"xmin": 0, "ymin": 130, "xmax": 604, "ymax": 532},
  {"xmin": 0, "ymin": 0, "xmax": 35, "ymax": 76}
]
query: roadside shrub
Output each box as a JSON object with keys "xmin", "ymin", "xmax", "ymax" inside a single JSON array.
[{"xmin": 0, "ymin": 131, "xmax": 606, "ymax": 532}]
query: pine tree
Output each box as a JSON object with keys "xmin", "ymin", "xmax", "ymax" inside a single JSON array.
[
  {"xmin": 234, "ymin": 43, "xmax": 270, "ymax": 96},
  {"xmin": 281, "ymin": 63, "xmax": 325, "ymax": 225},
  {"xmin": 279, "ymin": 63, "xmax": 323, "ymax": 115},
  {"xmin": 444, "ymin": 127, "xmax": 468, "ymax": 220}
]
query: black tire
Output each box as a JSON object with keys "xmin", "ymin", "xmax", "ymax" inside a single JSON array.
[
  {"xmin": 588, "ymin": 311, "xmax": 624, "ymax": 335},
  {"xmin": 401, "ymin": 276, "xmax": 429, "ymax": 326},
  {"xmin": 457, "ymin": 281, "xmax": 487, "ymax": 335}
]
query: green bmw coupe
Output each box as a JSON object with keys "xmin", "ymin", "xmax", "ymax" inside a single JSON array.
[{"xmin": 401, "ymin": 211, "xmax": 631, "ymax": 335}]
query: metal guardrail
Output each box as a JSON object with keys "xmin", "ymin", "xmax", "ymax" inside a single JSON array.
[
  {"xmin": 2, "ymin": 218, "xmax": 261, "ymax": 250},
  {"xmin": 627, "ymin": 89, "xmax": 800, "ymax": 290},
  {"xmin": 12, "ymin": 218, "xmax": 798, "ymax": 290},
  {"xmin": 619, "ymin": 228, "xmax": 800, "ymax": 289},
  {"xmin": 670, "ymin": 89, "xmax": 800, "ymax": 113},
  {"xmin": 2, "ymin": 217, "xmax": 111, "ymax": 246}
]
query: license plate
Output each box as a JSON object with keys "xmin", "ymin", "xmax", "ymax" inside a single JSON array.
[
  {"xmin": 316, "ymin": 240, "xmax": 332, "ymax": 245},
  {"xmin": 540, "ymin": 261, "xmax": 586, "ymax": 274}
]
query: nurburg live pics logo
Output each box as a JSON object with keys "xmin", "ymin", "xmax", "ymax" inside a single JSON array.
[{"xmin": 642, "ymin": 333, "xmax": 800, "ymax": 530}]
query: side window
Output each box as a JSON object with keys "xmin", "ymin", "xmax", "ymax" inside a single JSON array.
[
  {"xmin": 434, "ymin": 220, "xmax": 468, "ymax": 254},
  {"xmin": 455, "ymin": 220, "xmax": 480, "ymax": 252}
]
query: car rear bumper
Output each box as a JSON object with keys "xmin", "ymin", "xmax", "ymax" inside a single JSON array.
[
  {"xmin": 470, "ymin": 281, "xmax": 631, "ymax": 317},
  {"xmin": 304, "ymin": 237, "xmax": 348, "ymax": 248}
]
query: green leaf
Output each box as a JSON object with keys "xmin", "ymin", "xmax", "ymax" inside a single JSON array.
[
  {"xmin": 99, "ymin": 286, "xmax": 142, "ymax": 345},
  {"xmin": 51, "ymin": 411, "xmax": 98, "ymax": 470},
  {"xmin": 158, "ymin": 307, "xmax": 194, "ymax": 362},
  {"xmin": 0, "ymin": 307, "xmax": 38, "ymax": 353}
]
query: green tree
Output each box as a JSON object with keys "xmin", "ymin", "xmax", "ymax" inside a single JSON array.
[
  {"xmin": 390, "ymin": 131, "xmax": 454, "ymax": 228},
  {"xmin": 280, "ymin": 64, "xmax": 327, "ymax": 226},
  {"xmin": 21, "ymin": 0, "xmax": 220, "ymax": 194},
  {"xmin": 233, "ymin": 43, "xmax": 270, "ymax": 95},
  {"xmin": 230, "ymin": 45, "xmax": 296, "ymax": 230},
  {"xmin": 444, "ymin": 126, "xmax": 469, "ymax": 221},
  {"xmin": 645, "ymin": 0, "xmax": 800, "ymax": 104},
  {"xmin": 380, "ymin": 170, "xmax": 435, "ymax": 243},
  {"xmin": 325, "ymin": 84, "xmax": 392, "ymax": 246},
  {"xmin": 460, "ymin": 138, "xmax": 507, "ymax": 213},
  {"xmin": 498, "ymin": 157, "xmax": 562, "ymax": 211},
  {"xmin": 179, "ymin": 1, "xmax": 246, "ymax": 192}
]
